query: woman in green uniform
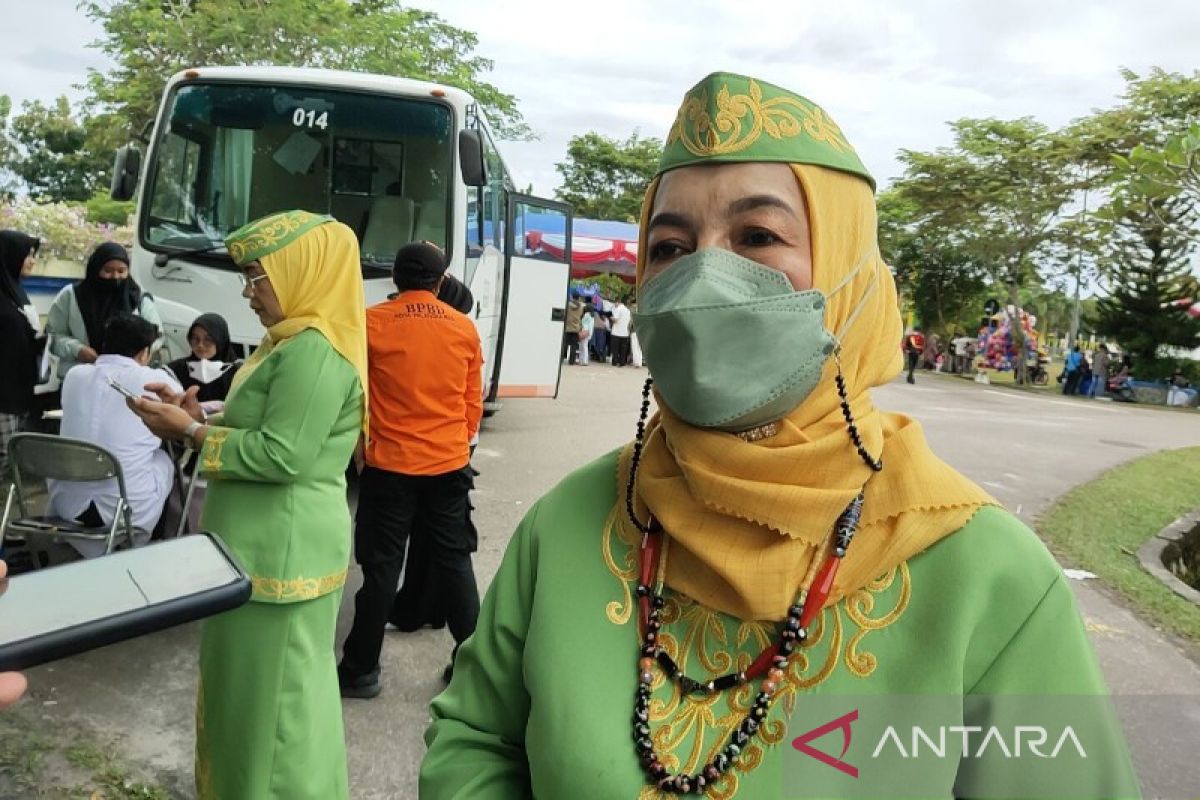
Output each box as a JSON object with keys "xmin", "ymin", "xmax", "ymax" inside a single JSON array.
[
  {"xmin": 420, "ymin": 74, "xmax": 1138, "ymax": 798},
  {"xmin": 130, "ymin": 210, "xmax": 367, "ymax": 799}
]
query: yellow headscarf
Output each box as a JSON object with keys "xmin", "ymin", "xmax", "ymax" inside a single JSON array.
[
  {"xmin": 229, "ymin": 218, "xmax": 369, "ymax": 429},
  {"xmin": 622, "ymin": 164, "xmax": 994, "ymax": 621}
]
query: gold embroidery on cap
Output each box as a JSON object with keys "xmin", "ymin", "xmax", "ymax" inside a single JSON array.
[
  {"xmin": 225, "ymin": 210, "xmax": 332, "ymax": 264},
  {"xmin": 667, "ymin": 79, "xmax": 852, "ymax": 158}
]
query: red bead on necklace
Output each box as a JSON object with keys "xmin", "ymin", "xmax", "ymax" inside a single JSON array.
[
  {"xmin": 630, "ymin": 493, "xmax": 863, "ymax": 794},
  {"xmin": 623, "ymin": 375, "xmax": 879, "ymax": 794}
]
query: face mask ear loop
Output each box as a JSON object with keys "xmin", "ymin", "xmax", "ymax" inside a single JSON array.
[
  {"xmin": 830, "ymin": 253, "xmax": 868, "ymax": 297},
  {"xmin": 826, "ymin": 251, "xmax": 873, "ymax": 299},
  {"xmin": 834, "ymin": 347, "xmax": 883, "ymax": 473},
  {"xmin": 831, "ymin": 258, "xmax": 880, "ymax": 343}
]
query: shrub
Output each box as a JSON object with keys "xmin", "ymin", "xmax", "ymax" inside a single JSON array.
[
  {"xmin": 84, "ymin": 191, "xmax": 134, "ymax": 226},
  {"xmin": 0, "ymin": 198, "xmax": 133, "ymax": 262}
]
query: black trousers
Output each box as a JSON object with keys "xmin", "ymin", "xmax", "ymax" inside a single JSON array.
[
  {"xmin": 905, "ymin": 350, "xmax": 919, "ymax": 382},
  {"xmin": 340, "ymin": 465, "xmax": 479, "ymax": 677},
  {"xmin": 392, "ymin": 491, "xmax": 477, "ymax": 627},
  {"xmin": 611, "ymin": 335, "xmax": 631, "ymax": 366},
  {"xmin": 562, "ymin": 331, "xmax": 580, "ymax": 363}
]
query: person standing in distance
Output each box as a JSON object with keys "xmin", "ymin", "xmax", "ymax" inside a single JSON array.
[
  {"xmin": 339, "ymin": 242, "xmax": 484, "ymax": 696},
  {"xmin": 903, "ymin": 327, "xmax": 925, "ymax": 384},
  {"xmin": 610, "ymin": 297, "xmax": 633, "ymax": 366}
]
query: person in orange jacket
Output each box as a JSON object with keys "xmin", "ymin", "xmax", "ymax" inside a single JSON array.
[{"xmin": 339, "ymin": 242, "xmax": 484, "ymax": 696}]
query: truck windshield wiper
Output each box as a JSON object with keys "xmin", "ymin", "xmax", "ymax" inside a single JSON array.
[
  {"xmin": 361, "ymin": 261, "xmax": 392, "ymax": 276},
  {"xmin": 153, "ymin": 243, "xmax": 227, "ymax": 269}
]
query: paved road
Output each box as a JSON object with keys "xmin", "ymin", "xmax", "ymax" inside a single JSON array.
[{"xmin": 10, "ymin": 366, "xmax": 1200, "ymax": 798}]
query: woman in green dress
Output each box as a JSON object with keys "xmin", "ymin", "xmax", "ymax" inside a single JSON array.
[
  {"xmin": 420, "ymin": 74, "xmax": 1139, "ymax": 798},
  {"xmin": 130, "ymin": 210, "xmax": 367, "ymax": 799}
]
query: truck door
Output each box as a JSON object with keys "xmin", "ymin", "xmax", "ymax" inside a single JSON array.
[{"xmin": 493, "ymin": 195, "xmax": 573, "ymax": 398}]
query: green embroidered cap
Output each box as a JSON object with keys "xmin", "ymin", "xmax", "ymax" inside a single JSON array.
[
  {"xmin": 224, "ymin": 210, "xmax": 335, "ymax": 266},
  {"xmin": 660, "ymin": 72, "xmax": 874, "ymax": 189}
]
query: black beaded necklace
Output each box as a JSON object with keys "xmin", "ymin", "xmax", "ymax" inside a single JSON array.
[{"xmin": 625, "ymin": 375, "xmax": 879, "ymax": 795}]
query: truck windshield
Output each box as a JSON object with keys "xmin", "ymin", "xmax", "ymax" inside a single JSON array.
[{"xmin": 142, "ymin": 82, "xmax": 454, "ymax": 270}]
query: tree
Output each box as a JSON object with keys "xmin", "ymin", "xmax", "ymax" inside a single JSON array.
[
  {"xmin": 1066, "ymin": 68, "xmax": 1200, "ymax": 179},
  {"xmin": 80, "ymin": 0, "xmax": 530, "ymax": 154},
  {"xmin": 1064, "ymin": 70, "xmax": 1200, "ymax": 370},
  {"xmin": 877, "ymin": 189, "xmax": 988, "ymax": 336},
  {"xmin": 1020, "ymin": 283, "xmax": 1079, "ymax": 341},
  {"xmin": 1058, "ymin": 69, "xmax": 1200, "ymax": 327},
  {"xmin": 8, "ymin": 96, "xmax": 110, "ymax": 203},
  {"xmin": 1107, "ymin": 125, "xmax": 1200, "ymax": 223},
  {"xmin": 893, "ymin": 118, "xmax": 1074, "ymax": 380},
  {"xmin": 572, "ymin": 272, "xmax": 634, "ymax": 303},
  {"xmin": 555, "ymin": 131, "xmax": 663, "ymax": 222},
  {"xmin": 1094, "ymin": 191, "xmax": 1200, "ymax": 378},
  {"xmin": 0, "ymin": 95, "xmax": 17, "ymax": 199}
]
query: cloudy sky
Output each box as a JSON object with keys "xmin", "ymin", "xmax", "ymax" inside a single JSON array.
[{"xmin": 5, "ymin": 0, "xmax": 1199, "ymax": 196}]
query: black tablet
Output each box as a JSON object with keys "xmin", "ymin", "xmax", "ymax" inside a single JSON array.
[{"xmin": 0, "ymin": 533, "xmax": 251, "ymax": 671}]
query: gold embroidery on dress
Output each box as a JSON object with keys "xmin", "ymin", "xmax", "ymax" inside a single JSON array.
[
  {"xmin": 602, "ymin": 505, "xmax": 638, "ymax": 625},
  {"xmin": 844, "ymin": 563, "xmax": 912, "ymax": 677},
  {"xmin": 602, "ymin": 505, "xmax": 910, "ymax": 798},
  {"xmin": 666, "ymin": 79, "xmax": 852, "ymax": 158},
  {"xmin": 202, "ymin": 428, "xmax": 230, "ymax": 473},
  {"xmin": 251, "ymin": 568, "xmax": 348, "ymax": 601}
]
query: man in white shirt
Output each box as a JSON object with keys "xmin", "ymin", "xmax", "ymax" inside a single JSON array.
[
  {"xmin": 49, "ymin": 314, "xmax": 181, "ymax": 556},
  {"xmin": 610, "ymin": 299, "xmax": 632, "ymax": 367},
  {"xmin": 951, "ymin": 334, "xmax": 973, "ymax": 375}
]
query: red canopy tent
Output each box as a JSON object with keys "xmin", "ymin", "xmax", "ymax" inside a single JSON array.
[{"xmin": 522, "ymin": 216, "xmax": 640, "ymax": 283}]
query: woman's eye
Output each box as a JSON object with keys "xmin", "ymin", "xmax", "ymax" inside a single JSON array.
[
  {"xmin": 743, "ymin": 228, "xmax": 779, "ymax": 247},
  {"xmin": 649, "ymin": 241, "xmax": 686, "ymax": 262}
]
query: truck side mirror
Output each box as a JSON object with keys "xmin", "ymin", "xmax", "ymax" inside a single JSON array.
[
  {"xmin": 110, "ymin": 145, "xmax": 142, "ymax": 201},
  {"xmin": 458, "ymin": 129, "xmax": 487, "ymax": 187}
]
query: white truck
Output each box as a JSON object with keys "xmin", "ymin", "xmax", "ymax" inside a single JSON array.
[{"xmin": 111, "ymin": 66, "xmax": 575, "ymax": 405}]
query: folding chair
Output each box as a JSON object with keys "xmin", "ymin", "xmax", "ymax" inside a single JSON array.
[
  {"xmin": 177, "ymin": 453, "xmax": 207, "ymax": 539},
  {"xmin": 163, "ymin": 440, "xmax": 205, "ymax": 540},
  {"xmin": 0, "ymin": 433, "xmax": 147, "ymax": 567}
]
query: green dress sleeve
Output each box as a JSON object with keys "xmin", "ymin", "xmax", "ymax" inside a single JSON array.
[
  {"xmin": 957, "ymin": 575, "xmax": 1141, "ymax": 798},
  {"xmin": 200, "ymin": 333, "xmax": 357, "ymax": 484},
  {"xmin": 421, "ymin": 504, "xmax": 539, "ymax": 799}
]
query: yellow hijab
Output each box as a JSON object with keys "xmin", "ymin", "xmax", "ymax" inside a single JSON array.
[
  {"xmin": 229, "ymin": 217, "xmax": 369, "ymax": 428},
  {"xmin": 622, "ymin": 164, "xmax": 994, "ymax": 621}
]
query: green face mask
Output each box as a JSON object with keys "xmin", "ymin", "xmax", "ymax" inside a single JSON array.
[{"xmin": 634, "ymin": 248, "xmax": 869, "ymax": 431}]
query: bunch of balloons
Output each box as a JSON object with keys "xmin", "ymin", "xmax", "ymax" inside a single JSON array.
[{"xmin": 977, "ymin": 308, "xmax": 1040, "ymax": 371}]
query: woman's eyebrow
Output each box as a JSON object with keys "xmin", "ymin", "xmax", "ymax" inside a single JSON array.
[
  {"xmin": 727, "ymin": 194, "xmax": 795, "ymax": 216},
  {"xmin": 647, "ymin": 211, "xmax": 695, "ymax": 235}
]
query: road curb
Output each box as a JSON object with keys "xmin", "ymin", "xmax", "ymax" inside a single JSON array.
[{"xmin": 1138, "ymin": 510, "xmax": 1200, "ymax": 606}]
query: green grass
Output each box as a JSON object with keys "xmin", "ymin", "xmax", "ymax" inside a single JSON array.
[
  {"xmin": 1036, "ymin": 446, "xmax": 1200, "ymax": 643},
  {"xmin": 64, "ymin": 742, "xmax": 173, "ymax": 800},
  {"xmin": 924, "ymin": 359, "xmax": 1061, "ymax": 393},
  {"xmin": 0, "ymin": 730, "xmax": 47, "ymax": 796},
  {"xmin": 0, "ymin": 713, "xmax": 177, "ymax": 799}
]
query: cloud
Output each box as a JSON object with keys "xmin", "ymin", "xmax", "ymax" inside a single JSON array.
[
  {"xmin": 6, "ymin": 0, "xmax": 1200, "ymax": 199},
  {"xmin": 0, "ymin": 0, "xmax": 106, "ymax": 108}
]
